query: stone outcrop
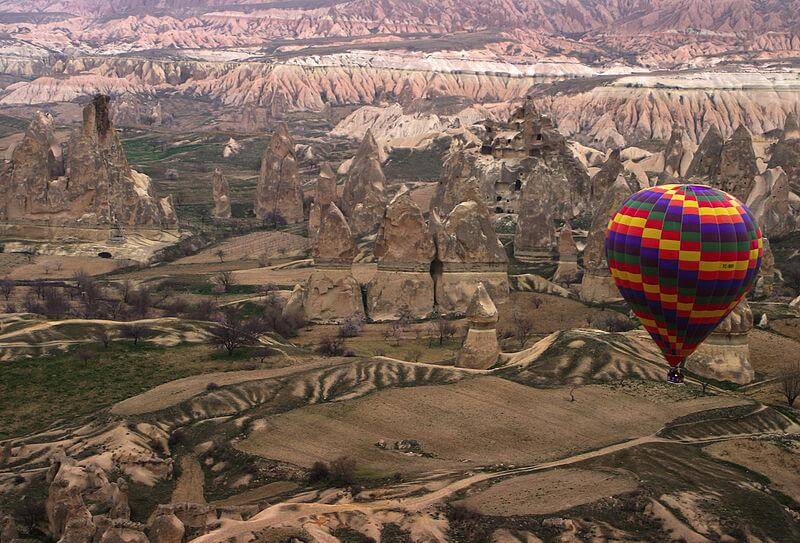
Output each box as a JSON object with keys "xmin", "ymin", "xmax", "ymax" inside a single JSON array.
[
  {"xmin": 514, "ymin": 174, "xmax": 556, "ymax": 264},
  {"xmin": 590, "ymin": 150, "xmax": 624, "ymax": 201},
  {"xmin": 686, "ymin": 299, "xmax": 754, "ymax": 385},
  {"xmin": 254, "ymin": 123, "xmax": 303, "ymax": 224},
  {"xmin": 755, "ymin": 237, "xmax": 775, "ymax": 298},
  {"xmin": 146, "ymin": 510, "xmax": 184, "ymax": 543},
  {"xmin": 340, "ymin": 130, "xmax": 387, "ymax": 236},
  {"xmin": 552, "ymin": 222, "xmax": 581, "ymax": 284},
  {"xmin": 211, "ymin": 168, "xmax": 231, "ymax": 220},
  {"xmin": 311, "ymin": 203, "xmax": 357, "ymax": 267},
  {"xmin": 366, "ymin": 186, "xmax": 435, "ymax": 321},
  {"xmin": 457, "ymin": 283, "xmax": 500, "ymax": 370},
  {"xmin": 686, "ymin": 125, "xmax": 724, "ymax": 179},
  {"xmin": 660, "ymin": 127, "xmax": 696, "ymax": 182},
  {"xmin": 308, "ymin": 163, "xmax": 337, "ymax": 238},
  {"xmin": 714, "ymin": 125, "xmax": 759, "ymax": 201},
  {"xmin": 100, "ymin": 526, "xmax": 148, "ymax": 543},
  {"xmin": 580, "ymin": 174, "xmax": 633, "ymax": 303},
  {"xmin": 1, "ymin": 95, "xmax": 177, "ymax": 228},
  {"xmin": 769, "ymin": 113, "xmax": 800, "ymax": 193},
  {"xmin": 433, "ymin": 196, "xmax": 509, "ymax": 314},
  {"xmin": 686, "ymin": 124, "xmax": 758, "ymax": 201},
  {"xmin": 747, "ymin": 167, "xmax": 797, "ymax": 240},
  {"xmin": 43, "ymin": 454, "xmax": 135, "ymax": 543},
  {"xmin": 303, "ymin": 203, "xmax": 364, "ymax": 323}
]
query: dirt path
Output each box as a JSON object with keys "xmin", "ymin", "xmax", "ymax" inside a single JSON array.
[
  {"xmin": 172, "ymin": 455, "xmax": 206, "ymax": 504},
  {"xmin": 190, "ymin": 405, "xmax": 798, "ymax": 543}
]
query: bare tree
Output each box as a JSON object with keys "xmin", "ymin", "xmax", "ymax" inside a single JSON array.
[
  {"xmin": 779, "ymin": 363, "xmax": 800, "ymax": 407},
  {"xmin": 94, "ymin": 329, "xmax": 112, "ymax": 349},
  {"xmin": 397, "ymin": 304, "xmax": 415, "ymax": 329},
  {"xmin": 0, "ymin": 278, "xmax": 15, "ymax": 301},
  {"xmin": 510, "ymin": 309, "xmax": 535, "ymax": 350},
  {"xmin": 120, "ymin": 323, "xmax": 147, "ymax": 345},
  {"xmin": 129, "ymin": 286, "xmax": 152, "ymax": 318},
  {"xmin": 214, "ymin": 249, "xmax": 226, "ymax": 263},
  {"xmin": 430, "ymin": 313, "xmax": 456, "ymax": 346},
  {"xmin": 215, "ymin": 271, "xmax": 236, "ymax": 293},
  {"xmin": 208, "ymin": 308, "xmax": 264, "ymax": 355},
  {"xmin": 42, "ymin": 286, "xmax": 69, "ymax": 319},
  {"xmin": 120, "ymin": 279, "xmax": 133, "ymax": 304}
]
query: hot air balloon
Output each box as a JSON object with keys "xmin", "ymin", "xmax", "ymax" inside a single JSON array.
[{"xmin": 605, "ymin": 184, "xmax": 763, "ymax": 384}]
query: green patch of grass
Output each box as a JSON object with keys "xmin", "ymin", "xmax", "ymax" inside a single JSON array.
[{"xmin": 0, "ymin": 343, "xmax": 245, "ymax": 439}]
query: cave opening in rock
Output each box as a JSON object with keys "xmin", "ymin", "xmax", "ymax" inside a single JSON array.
[
  {"xmin": 430, "ymin": 256, "xmax": 443, "ymax": 309},
  {"xmin": 97, "ymin": 251, "xmax": 112, "ymax": 259}
]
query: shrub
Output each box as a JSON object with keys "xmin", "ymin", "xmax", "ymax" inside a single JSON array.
[
  {"xmin": 262, "ymin": 211, "xmax": 287, "ymax": 229},
  {"xmin": 318, "ymin": 335, "xmax": 346, "ymax": 357},
  {"xmin": 328, "ymin": 456, "xmax": 357, "ymax": 487},
  {"xmin": 307, "ymin": 461, "xmax": 330, "ymax": 484},
  {"xmin": 338, "ymin": 315, "xmax": 364, "ymax": 338},
  {"xmin": 168, "ymin": 428, "xmax": 187, "ymax": 449},
  {"xmin": 590, "ymin": 311, "xmax": 638, "ymax": 333},
  {"xmin": 206, "ymin": 382, "xmax": 220, "ymax": 391}
]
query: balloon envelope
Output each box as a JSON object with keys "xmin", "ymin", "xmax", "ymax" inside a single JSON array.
[{"xmin": 606, "ymin": 184, "xmax": 762, "ymax": 367}]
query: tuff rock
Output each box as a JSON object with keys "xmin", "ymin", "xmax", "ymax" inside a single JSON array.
[
  {"xmin": 340, "ymin": 130, "xmax": 387, "ymax": 236},
  {"xmin": 254, "ymin": 123, "xmax": 303, "ymax": 224},
  {"xmin": 580, "ymin": 174, "xmax": 633, "ymax": 303},
  {"xmin": 211, "ymin": 168, "xmax": 231, "ymax": 220},
  {"xmin": 457, "ymin": 283, "xmax": 500, "ymax": 370},
  {"xmin": 686, "ymin": 299, "xmax": 755, "ymax": 385}
]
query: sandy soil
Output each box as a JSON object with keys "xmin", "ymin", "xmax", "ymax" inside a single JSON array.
[
  {"xmin": 111, "ymin": 358, "xmax": 349, "ymax": 415},
  {"xmin": 237, "ymin": 376, "xmax": 744, "ymax": 476},
  {"xmin": 171, "ymin": 455, "xmax": 206, "ymax": 504},
  {"xmin": 5, "ymin": 255, "xmax": 123, "ymax": 280},
  {"xmin": 176, "ymin": 231, "xmax": 308, "ymax": 264},
  {"xmin": 456, "ymin": 467, "xmax": 638, "ymax": 516},
  {"xmin": 211, "ymin": 481, "xmax": 299, "ymax": 507},
  {"xmin": 232, "ymin": 263, "xmax": 377, "ymax": 287},
  {"xmin": 748, "ymin": 328, "xmax": 800, "ymax": 377},
  {"xmin": 704, "ymin": 438, "xmax": 800, "ymax": 502}
]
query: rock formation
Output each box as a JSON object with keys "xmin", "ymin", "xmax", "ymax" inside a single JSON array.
[
  {"xmin": 0, "ymin": 512, "xmax": 19, "ymax": 543},
  {"xmin": 366, "ymin": 186, "xmax": 435, "ymax": 321},
  {"xmin": 1, "ymin": 95, "xmax": 177, "ymax": 228},
  {"xmin": 254, "ymin": 123, "xmax": 303, "ymax": 224},
  {"xmin": 222, "ymin": 138, "xmax": 241, "ymax": 159},
  {"xmin": 340, "ymin": 130, "xmax": 387, "ymax": 236},
  {"xmin": 308, "ymin": 163, "xmax": 337, "ymax": 238},
  {"xmin": 686, "ymin": 125, "xmax": 725, "ymax": 179},
  {"xmin": 514, "ymin": 175, "xmax": 556, "ymax": 264},
  {"xmin": 147, "ymin": 509, "xmax": 184, "ymax": 543},
  {"xmin": 659, "ymin": 127, "xmax": 696, "ymax": 182},
  {"xmin": 686, "ymin": 299, "xmax": 755, "ymax": 385},
  {"xmin": 747, "ymin": 167, "xmax": 797, "ymax": 239},
  {"xmin": 714, "ymin": 125, "xmax": 759, "ymax": 201},
  {"xmin": 755, "ymin": 237, "xmax": 775, "ymax": 299},
  {"xmin": 580, "ymin": 174, "xmax": 633, "ymax": 303},
  {"xmin": 303, "ymin": 203, "xmax": 364, "ymax": 323},
  {"xmin": 457, "ymin": 283, "xmax": 500, "ymax": 370},
  {"xmin": 552, "ymin": 222, "xmax": 581, "ymax": 284},
  {"xmin": 685, "ymin": 123, "xmax": 759, "ymax": 201},
  {"xmin": 433, "ymin": 195, "xmax": 509, "ymax": 314},
  {"xmin": 211, "ymin": 168, "xmax": 231, "ymax": 220},
  {"xmin": 769, "ymin": 113, "xmax": 800, "ymax": 193},
  {"xmin": 590, "ymin": 150, "xmax": 624, "ymax": 201}
]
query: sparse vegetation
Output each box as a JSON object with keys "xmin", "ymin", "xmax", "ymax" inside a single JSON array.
[
  {"xmin": 318, "ymin": 335, "xmax": 346, "ymax": 357},
  {"xmin": 778, "ymin": 363, "xmax": 800, "ymax": 407}
]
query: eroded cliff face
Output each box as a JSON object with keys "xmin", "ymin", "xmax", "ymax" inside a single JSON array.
[
  {"xmin": 1, "ymin": 95, "xmax": 177, "ymax": 228},
  {"xmin": 532, "ymin": 74, "xmax": 800, "ymax": 148}
]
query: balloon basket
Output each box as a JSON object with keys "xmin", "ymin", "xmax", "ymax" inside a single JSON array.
[{"xmin": 667, "ymin": 367, "xmax": 685, "ymax": 385}]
